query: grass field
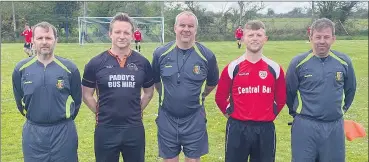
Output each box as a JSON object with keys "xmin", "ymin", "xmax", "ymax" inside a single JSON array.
[{"xmin": 1, "ymin": 40, "xmax": 368, "ymax": 162}]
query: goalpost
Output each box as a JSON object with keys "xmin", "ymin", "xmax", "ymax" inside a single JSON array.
[{"xmin": 78, "ymin": 16, "xmax": 165, "ymax": 45}]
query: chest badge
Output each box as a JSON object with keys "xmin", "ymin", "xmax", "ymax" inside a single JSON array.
[
  {"xmin": 127, "ymin": 63, "xmax": 138, "ymax": 71},
  {"xmin": 259, "ymin": 71, "xmax": 267, "ymax": 79},
  {"xmin": 193, "ymin": 65, "xmax": 201, "ymax": 74},
  {"xmin": 336, "ymin": 72, "xmax": 343, "ymax": 81},
  {"xmin": 56, "ymin": 79, "xmax": 64, "ymax": 89}
]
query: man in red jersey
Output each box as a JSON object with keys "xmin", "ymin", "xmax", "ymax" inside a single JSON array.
[
  {"xmin": 215, "ymin": 20, "xmax": 286, "ymax": 162},
  {"xmin": 234, "ymin": 25, "xmax": 243, "ymax": 49},
  {"xmin": 134, "ymin": 27, "xmax": 142, "ymax": 52},
  {"xmin": 21, "ymin": 24, "xmax": 33, "ymax": 57},
  {"xmin": 306, "ymin": 25, "xmax": 311, "ymax": 43}
]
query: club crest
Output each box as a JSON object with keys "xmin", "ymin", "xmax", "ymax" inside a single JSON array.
[
  {"xmin": 56, "ymin": 80, "xmax": 64, "ymax": 89},
  {"xmin": 127, "ymin": 63, "xmax": 138, "ymax": 71},
  {"xmin": 259, "ymin": 71, "xmax": 267, "ymax": 79},
  {"xmin": 193, "ymin": 65, "xmax": 201, "ymax": 74},
  {"xmin": 336, "ymin": 71, "xmax": 343, "ymax": 81}
]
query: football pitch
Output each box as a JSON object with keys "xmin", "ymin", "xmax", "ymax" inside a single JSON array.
[{"xmin": 1, "ymin": 40, "xmax": 368, "ymax": 162}]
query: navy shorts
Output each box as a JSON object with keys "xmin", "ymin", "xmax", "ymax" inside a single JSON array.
[
  {"xmin": 225, "ymin": 117, "xmax": 276, "ymax": 162},
  {"xmin": 156, "ymin": 108, "xmax": 208, "ymax": 159},
  {"xmin": 94, "ymin": 124, "xmax": 145, "ymax": 162},
  {"xmin": 291, "ymin": 115, "xmax": 345, "ymax": 162},
  {"xmin": 135, "ymin": 40, "xmax": 141, "ymax": 43},
  {"xmin": 22, "ymin": 120, "xmax": 78, "ymax": 162}
]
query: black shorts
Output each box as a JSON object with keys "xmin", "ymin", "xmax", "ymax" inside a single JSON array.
[
  {"xmin": 135, "ymin": 40, "xmax": 141, "ymax": 43},
  {"xmin": 225, "ymin": 117, "xmax": 276, "ymax": 162},
  {"xmin": 236, "ymin": 38, "xmax": 241, "ymax": 40},
  {"xmin": 94, "ymin": 125, "xmax": 145, "ymax": 162},
  {"xmin": 24, "ymin": 43, "xmax": 32, "ymax": 49}
]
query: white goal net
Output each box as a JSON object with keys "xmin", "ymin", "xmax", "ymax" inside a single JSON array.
[{"xmin": 78, "ymin": 17, "xmax": 164, "ymax": 45}]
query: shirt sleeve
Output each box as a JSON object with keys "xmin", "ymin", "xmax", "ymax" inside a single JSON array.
[
  {"xmin": 215, "ymin": 65, "xmax": 231, "ymax": 114},
  {"xmin": 343, "ymin": 56, "xmax": 357, "ymax": 113},
  {"xmin": 82, "ymin": 59, "xmax": 97, "ymax": 88},
  {"xmin": 152, "ymin": 49, "xmax": 161, "ymax": 84},
  {"xmin": 274, "ymin": 66, "xmax": 287, "ymax": 115},
  {"xmin": 12, "ymin": 68, "xmax": 25, "ymax": 116},
  {"xmin": 70, "ymin": 68, "xmax": 82, "ymax": 119},
  {"xmin": 286, "ymin": 58, "xmax": 300, "ymax": 117},
  {"xmin": 143, "ymin": 59, "xmax": 154, "ymax": 88},
  {"xmin": 206, "ymin": 54, "xmax": 219, "ymax": 86}
]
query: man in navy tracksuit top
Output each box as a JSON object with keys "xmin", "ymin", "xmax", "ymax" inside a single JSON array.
[
  {"xmin": 152, "ymin": 11, "xmax": 219, "ymax": 162},
  {"xmin": 82, "ymin": 13, "xmax": 154, "ymax": 162},
  {"xmin": 286, "ymin": 18, "xmax": 357, "ymax": 162},
  {"xmin": 12, "ymin": 22, "xmax": 82, "ymax": 162}
]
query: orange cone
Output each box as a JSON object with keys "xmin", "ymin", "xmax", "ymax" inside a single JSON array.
[{"xmin": 344, "ymin": 120, "xmax": 366, "ymax": 141}]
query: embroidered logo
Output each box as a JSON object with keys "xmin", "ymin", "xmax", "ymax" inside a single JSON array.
[
  {"xmin": 336, "ymin": 72, "xmax": 343, "ymax": 81},
  {"xmin": 259, "ymin": 71, "xmax": 267, "ymax": 79},
  {"xmin": 56, "ymin": 79, "xmax": 64, "ymax": 89},
  {"xmin": 193, "ymin": 65, "xmax": 201, "ymax": 74},
  {"xmin": 238, "ymin": 72, "xmax": 249, "ymax": 76},
  {"xmin": 127, "ymin": 63, "xmax": 138, "ymax": 71}
]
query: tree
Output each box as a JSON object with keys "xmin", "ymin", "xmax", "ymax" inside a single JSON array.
[
  {"xmin": 236, "ymin": 2, "xmax": 264, "ymax": 27},
  {"xmin": 267, "ymin": 8, "xmax": 275, "ymax": 17},
  {"xmin": 315, "ymin": 1, "xmax": 359, "ymax": 34},
  {"xmin": 316, "ymin": 1, "xmax": 359, "ymax": 23}
]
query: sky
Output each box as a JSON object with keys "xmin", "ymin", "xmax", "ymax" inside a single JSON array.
[{"xmin": 199, "ymin": 2, "xmax": 311, "ymax": 14}]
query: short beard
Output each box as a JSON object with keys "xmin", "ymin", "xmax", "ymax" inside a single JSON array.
[{"xmin": 246, "ymin": 46, "xmax": 262, "ymax": 53}]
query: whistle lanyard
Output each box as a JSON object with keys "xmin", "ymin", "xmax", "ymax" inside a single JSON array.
[{"xmin": 176, "ymin": 48, "xmax": 192, "ymax": 84}]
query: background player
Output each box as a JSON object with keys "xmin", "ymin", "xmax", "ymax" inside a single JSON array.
[
  {"xmin": 134, "ymin": 27, "xmax": 142, "ymax": 52},
  {"xmin": 234, "ymin": 25, "xmax": 243, "ymax": 49},
  {"xmin": 21, "ymin": 24, "xmax": 33, "ymax": 57},
  {"xmin": 306, "ymin": 25, "xmax": 311, "ymax": 43}
]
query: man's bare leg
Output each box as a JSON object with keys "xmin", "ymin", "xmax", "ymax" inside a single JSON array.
[
  {"xmin": 185, "ymin": 157, "xmax": 200, "ymax": 162},
  {"xmin": 163, "ymin": 156, "xmax": 179, "ymax": 162}
]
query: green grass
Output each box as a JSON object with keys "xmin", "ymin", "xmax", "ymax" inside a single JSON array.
[{"xmin": 1, "ymin": 41, "xmax": 368, "ymax": 162}]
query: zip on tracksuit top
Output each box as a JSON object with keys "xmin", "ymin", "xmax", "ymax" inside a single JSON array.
[
  {"xmin": 286, "ymin": 50, "xmax": 356, "ymax": 121},
  {"xmin": 12, "ymin": 56, "xmax": 82, "ymax": 124},
  {"xmin": 215, "ymin": 55, "xmax": 286, "ymax": 122}
]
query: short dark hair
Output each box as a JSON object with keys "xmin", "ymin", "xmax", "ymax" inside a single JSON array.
[
  {"xmin": 32, "ymin": 21, "xmax": 58, "ymax": 39},
  {"xmin": 310, "ymin": 18, "xmax": 335, "ymax": 36},
  {"xmin": 109, "ymin": 12, "xmax": 135, "ymax": 33},
  {"xmin": 244, "ymin": 20, "xmax": 266, "ymax": 30}
]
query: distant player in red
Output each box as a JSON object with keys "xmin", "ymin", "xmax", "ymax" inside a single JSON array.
[
  {"xmin": 306, "ymin": 26, "xmax": 311, "ymax": 43},
  {"xmin": 215, "ymin": 20, "xmax": 286, "ymax": 162},
  {"xmin": 234, "ymin": 25, "xmax": 243, "ymax": 49},
  {"xmin": 134, "ymin": 28, "xmax": 142, "ymax": 52},
  {"xmin": 21, "ymin": 24, "xmax": 33, "ymax": 57}
]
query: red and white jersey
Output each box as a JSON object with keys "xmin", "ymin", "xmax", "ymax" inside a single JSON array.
[
  {"xmin": 234, "ymin": 28, "xmax": 243, "ymax": 38},
  {"xmin": 134, "ymin": 31, "xmax": 142, "ymax": 41},
  {"xmin": 215, "ymin": 55, "xmax": 286, "ymax": 122},
  {"xmin": 307, "ymin": 26, "xmax": 311, "ymax": 35},
  {"xmin": 21, "ymin": 29, "xmax": 32, "ymax": 43}
]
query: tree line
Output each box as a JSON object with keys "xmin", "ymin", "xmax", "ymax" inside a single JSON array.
[{"xmin": 1, "ymin": 1, "xmax": 367, "ymax": 42}]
